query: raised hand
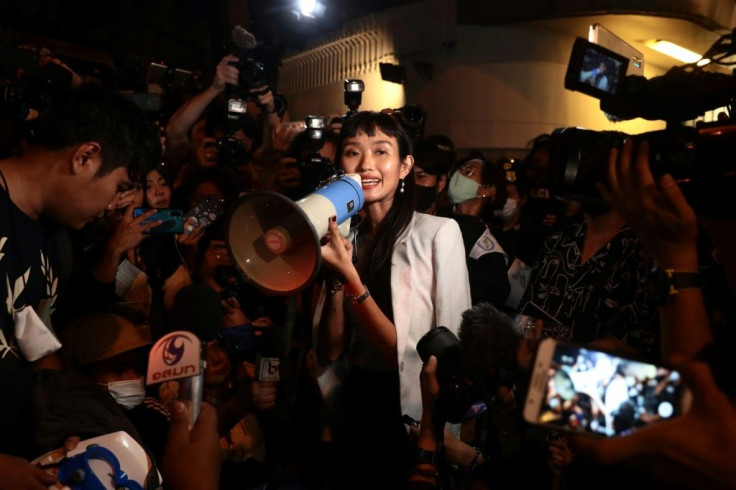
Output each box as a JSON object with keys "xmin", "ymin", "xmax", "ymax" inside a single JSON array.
[{"xmin": 597, "ymin": 139, "xmax": 698, "ymax": 269}]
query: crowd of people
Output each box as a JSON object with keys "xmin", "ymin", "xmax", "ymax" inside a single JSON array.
[{"xmin": 0, "ymin": 46, "xmax": 734, "ymax": 490}]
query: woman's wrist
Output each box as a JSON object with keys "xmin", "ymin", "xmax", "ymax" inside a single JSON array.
[
  {"xmin": 450, "ymin": 441, "xmax": 479, "ymax": 468},
  {"xmin": 341, "ymin": 271, "xmax": 363, "ymax": 289}
]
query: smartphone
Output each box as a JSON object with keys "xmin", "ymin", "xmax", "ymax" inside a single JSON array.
[
  {"xmin": 524, "ymin": 338, "xmax": 689, "ymax": 437},
  {"xmin": 133, "ymin": 208, "xmax": 184, "ymax": 234},
  {"xmin": 183, "ymin": 196, "xmax": 226, "ymax": 233}
]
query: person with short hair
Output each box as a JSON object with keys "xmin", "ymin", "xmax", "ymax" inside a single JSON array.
[
  {"xmin": 0, "ymin": 84, "xmax": 160, "ymax": 483},
  {"xmin": 412, "ymin": 139, "xmax": 451, "ymax": 215}
]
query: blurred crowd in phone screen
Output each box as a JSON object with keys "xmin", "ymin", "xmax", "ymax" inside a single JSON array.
[{"xmin": 0, "ymin": 45, "xmax": 734, "ymax": 490}]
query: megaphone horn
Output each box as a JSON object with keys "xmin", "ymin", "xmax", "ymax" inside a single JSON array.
[{"xmin": 226, "ymin": 173, "xmax": 364, "ymax": 295}]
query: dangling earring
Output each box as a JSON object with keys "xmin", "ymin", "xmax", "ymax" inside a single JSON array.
[{"xmin": 400, "ymin": 179, "xmax": 405, "ymax": 193}]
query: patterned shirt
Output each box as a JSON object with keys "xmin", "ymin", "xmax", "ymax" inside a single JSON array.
[
  {"xmin": 519, "ymin": 221, "xmax": 656, "ymax": 349},
  {"xmin": 0, "ymin": 184, "xmax": 60, "ymax": 456}
]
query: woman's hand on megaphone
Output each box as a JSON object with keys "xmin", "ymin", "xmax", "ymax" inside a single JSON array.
[{"xmin": 321, "ymin": 215, "xmax": 358, "ymax": 285}]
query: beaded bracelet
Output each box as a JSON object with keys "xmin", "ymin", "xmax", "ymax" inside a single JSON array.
[
  {"xmin": 345, "ymin": 284, "xmax": 370, "ymax": 304},
  {"xmin": 464, "ymin": 447, "xmax": 486, "ymax": 478},
  {"xmin": 466, "ymin": 447, "xmax": 484, "ymax": 471}
]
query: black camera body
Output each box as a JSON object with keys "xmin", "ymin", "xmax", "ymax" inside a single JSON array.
[
  {"xmin": 384, "ymin": 104, "xmax": 427, "ymax": 142},
  {"xmin": 550, "ymin": 124, "xmax": 736, "ymax": 217},
  {"xmin": 416, "ymin": 327, "xmax": 485, "ymax": 424},
  {"xmin": 301, "ymin": 115, "xmax": 337, "ymax": 192},
  {"xmin": 214, "ymin": 136, "xmax": 250, "ymax": 169},
  {"xmin": 228, "ymin": 58, "xmax": 268, "ymax": 94},
  {"xmin": 300, "ymin": 153, "xmax": 337, "ymax": 196},
  {"xmin": 554, "ymin": 36, "xmax": 736, "ymax": 217}
]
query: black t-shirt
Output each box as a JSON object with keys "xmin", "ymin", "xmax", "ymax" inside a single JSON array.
[{"xmin": 0, "ymin": 183, "xmax": 60, "ymax": 456}]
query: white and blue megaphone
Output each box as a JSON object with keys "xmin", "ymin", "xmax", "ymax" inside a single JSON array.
[{"xmin": 226, "ymin": 173, "xmax": 364, "ymax": 295}]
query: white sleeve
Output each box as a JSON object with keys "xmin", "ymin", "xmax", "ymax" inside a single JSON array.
[{"xmin": 432, "ymin": 218, "xmax": 472, "ymax": 337}]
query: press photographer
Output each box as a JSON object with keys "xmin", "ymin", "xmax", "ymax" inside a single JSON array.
[
  {"xmin": 412, "ymin": 303, "xmax": 541, "ymax": 489},
  {"xmin": 267, "ymin": 116, "xmax": 340, "ymax": 199},
  {"xmin": 264, "ymin": 79, "xmax": 365, "ymax": 199},
  {"xmin": 165, "ymin": 27, "xmax": 287, "ymax": 192}
]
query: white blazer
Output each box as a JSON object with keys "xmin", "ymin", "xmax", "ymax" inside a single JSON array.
[
  {"xmin": 390, "ymin": 212, "xmax": 472, "ymax": 423},
  {"xmin": 314, "ymin": 212, "xmax": 471, "ymax": 426}
]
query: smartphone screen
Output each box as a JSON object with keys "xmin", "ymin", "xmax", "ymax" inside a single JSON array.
[
  {"xmin": 134, "ymin": 208, "xmax": 184, "ymax": 234},
  {"xmin": 524, "ymin": 338, "xmax": 687, "ymax": 437},
  {"xmin": 183, "ymin": 197, "xmax": 226, "ymax": 233}
]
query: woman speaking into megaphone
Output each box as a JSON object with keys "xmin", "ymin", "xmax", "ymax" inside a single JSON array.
[{"xmin": 317, "ymin": 111, "xmax": 471, "ymax": 487}]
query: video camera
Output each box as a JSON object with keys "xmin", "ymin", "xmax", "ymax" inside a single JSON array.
[{"xmin": 554, "ymin": 33, "xmax": 736, "ymax": 216}]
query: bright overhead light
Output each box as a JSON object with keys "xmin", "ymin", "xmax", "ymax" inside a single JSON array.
[
  {"xmin": 646, "ymin": 40, "xmax": 703, "ymax": 64},
  {"xmin": 297, "ymin": 0, "xmax": 325, "ymax": 18}
]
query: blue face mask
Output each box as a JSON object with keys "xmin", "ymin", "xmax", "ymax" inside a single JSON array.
[{"xmin": 448, "ymin": 172, "xmax": 480, "ymax": 204}]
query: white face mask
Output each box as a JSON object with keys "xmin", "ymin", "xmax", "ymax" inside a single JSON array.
[
  {"xmin": 105, "ymin": 378, "xmax": 145, "ymax": 409},
  {"xmin": 494, "ymin": 197, "xmax": 520, "ymax": 221}
]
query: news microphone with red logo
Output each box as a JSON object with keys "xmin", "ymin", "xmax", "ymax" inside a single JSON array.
[{"xmin": 146, "ymin": 331, "xmax": 206, "ymax": 428}]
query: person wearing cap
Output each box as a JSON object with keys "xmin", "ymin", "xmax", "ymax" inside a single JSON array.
[{"xmin": 33, "ymin": 312, "xmax": 169, "ymax": 463}]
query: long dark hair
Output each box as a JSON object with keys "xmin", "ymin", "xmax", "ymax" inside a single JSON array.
[{"xmin": 340, "ymin": 111, "xmax": 416, "ymax": 277}]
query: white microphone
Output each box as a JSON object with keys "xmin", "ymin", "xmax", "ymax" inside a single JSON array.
[{"xmin": 146, "ymin": 331, "xmax": 205, "ymax": 428}]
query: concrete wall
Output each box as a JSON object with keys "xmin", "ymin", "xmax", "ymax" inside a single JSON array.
[
  {"xmin": 405, "ymin": 23, "xmax": 666, "ymax": 150},
  {"xmin": 278, "ymin": 2, "xmax": 734, "ymax": 151}
]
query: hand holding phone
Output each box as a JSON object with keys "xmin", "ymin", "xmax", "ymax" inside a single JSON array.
[
  {"xmin": 524, "ymin": 338, "xmax": 689, "ymax": 438},
  {"xmin": 134, "ymin": 207, "xmax": 184, "ymax": 234},
  {"xmin": 572, "ymin": 359, "xmax": 736, "ymax": 488},
  {"xmin": 183, "ymin": 197, "xmax": 226, "ymax": 234}
]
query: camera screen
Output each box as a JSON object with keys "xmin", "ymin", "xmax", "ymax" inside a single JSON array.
[
  {"xmin": 565, "ymin": 38, "xmax": 629, "ymax": 99},
  {"xmin": 577, "ymin": 46, "xmax": 626, "ymax": 95},
  {"xmin": 537, "ymin": 343, "xmax": 683, "ymax": 437}
]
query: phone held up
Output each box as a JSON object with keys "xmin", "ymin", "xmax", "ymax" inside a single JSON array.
[
  {"xmin": 134, "ymin": 208, "xmax": 184, "ymax": 234},
  {"xmin": 524, "ymin": 338, "xmax": 690, "ymax": 438}
]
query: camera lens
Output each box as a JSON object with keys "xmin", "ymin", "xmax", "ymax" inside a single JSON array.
[{"xmin": 416, "ymin": 326, "xmax": 461, "ymax": 364}]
